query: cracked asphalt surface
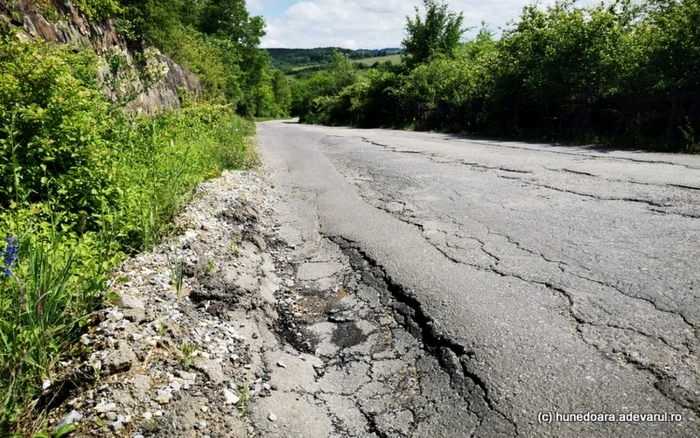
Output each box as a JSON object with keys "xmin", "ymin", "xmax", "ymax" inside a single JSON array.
[{"xmin": 256, "ymin": 120, "xmax": 700, "ymax": 436}]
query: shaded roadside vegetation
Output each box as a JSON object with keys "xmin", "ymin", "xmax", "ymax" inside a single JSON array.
[
  {"xmin": 0, "ymin": 0, "xmax": 270, "ymax": 433},
  {"xmin": 293, "ymin": 0, "xmax": 700, "ymax": 153}
]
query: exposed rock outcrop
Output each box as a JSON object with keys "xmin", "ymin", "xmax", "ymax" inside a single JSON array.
[{"xmin": 0, "ymin": 0, "xmax": 202, "ymax": 114}]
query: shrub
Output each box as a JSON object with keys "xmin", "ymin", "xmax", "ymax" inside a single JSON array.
[{"xmin": 0, "ymin": 36, "xmax": 117, "ymax": 230}]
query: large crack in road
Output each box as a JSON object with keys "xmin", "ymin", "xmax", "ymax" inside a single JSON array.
[{"xmin": 256, "ymin": 120, "xmax": 700, "ymax": 436}]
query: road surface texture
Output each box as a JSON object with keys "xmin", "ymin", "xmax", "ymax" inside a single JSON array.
[{"xmin": 256, "ymin": 120, "xmax": 700, "ymax": 437}]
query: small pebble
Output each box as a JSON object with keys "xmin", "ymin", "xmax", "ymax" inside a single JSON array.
[
  {"xmin": 56, "ymin": 410, "xmax": 83, "ymax": 429},
  {"xmin": 95, "ymin": 402, "xmax": 117, "ymax": 413},
  {"xmin": 268, "ymin": 413, "xmax": 277, "ymax": 422},
  {"xmin": 277, "ymin": 361, "xmax": 286, "ymax": 369}
]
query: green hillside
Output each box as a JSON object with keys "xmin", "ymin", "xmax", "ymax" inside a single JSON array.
[{"xmin": 266, "ymin": 47, "xmax": 402, "ymax": 71}]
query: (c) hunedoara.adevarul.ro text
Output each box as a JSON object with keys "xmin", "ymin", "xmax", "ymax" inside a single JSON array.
[{"xmin": 537, "ymin": 412, "xmax": 683, "ymax": 424}]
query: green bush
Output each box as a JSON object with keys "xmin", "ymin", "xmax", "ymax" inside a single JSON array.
[
  {"xmin": 72, "ymin": 0, "xmax": 122, "ymax": 20},
  {"xmin": 0, "ymin": 36, "xmax": 117, "ymax": 229}
]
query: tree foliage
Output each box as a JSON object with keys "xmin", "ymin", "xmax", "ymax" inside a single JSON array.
[
  {"xmin": 115, "ymin": 0, "xmax": 289, "ymax": 117},
  {"xmin": 292, "ymin": 0, "xmax": 700, "ymax": 152},
  {"xmin": 402, "ymin": 0, "xmax": 466, "ymax": 68}
]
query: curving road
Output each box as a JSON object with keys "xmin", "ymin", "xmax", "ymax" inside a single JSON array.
[{"xmin": 256, "ymin": 120, "xmax": 700, "ymax": 436}]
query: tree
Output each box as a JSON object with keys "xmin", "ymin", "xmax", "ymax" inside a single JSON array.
[
  {"xmin": 271, "ymin": 70, "xmax": 292, "ymax": 115},
  {"xmin": 328, "ymin": 50, "xmax": 356, "ymax": 93},
  {"xmin": 402, "ymin": 0, "xmax": 466, "ymax": 68}
]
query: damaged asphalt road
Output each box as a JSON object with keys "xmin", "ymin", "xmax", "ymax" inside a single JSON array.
[{"xmin": 256, "ymin": 120, "xmax": 700, "ymax": 437}]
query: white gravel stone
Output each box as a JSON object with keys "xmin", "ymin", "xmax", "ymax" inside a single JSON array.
[
  {"xmin": 223, "ymin": 389, "xmax": 240, "ymax": 405},
  {"xmin": 95, "ymin": 402, "xmax": 117, "ymax": 413}
]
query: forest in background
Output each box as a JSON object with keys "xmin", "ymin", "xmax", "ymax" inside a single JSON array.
[{"xmin": 292, "ymin": 0, "xmax": 700, "ymax": 153}]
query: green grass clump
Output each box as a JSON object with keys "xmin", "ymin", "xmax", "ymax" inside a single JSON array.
[{"xmin": 0, "ymin": 35, "xmax": 255, "ymax": 434}]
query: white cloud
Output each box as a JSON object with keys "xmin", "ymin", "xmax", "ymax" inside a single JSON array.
[{"xmin": 260, "ymin": 0, "xmax": 599, "ymax": 49}]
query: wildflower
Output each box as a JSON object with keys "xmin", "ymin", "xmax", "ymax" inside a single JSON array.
[{"xmin": 1, "ymin": 234, "xmax": 19, "ymax": 276}]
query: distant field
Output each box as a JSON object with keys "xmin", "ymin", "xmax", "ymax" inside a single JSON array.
[
  {"xmin": 353, "ymin": 54, "xmax": 402, "ymax": 65},
  {"xmin": 290, "ymin": 64, "xmax": 321, "ymax": 72}
]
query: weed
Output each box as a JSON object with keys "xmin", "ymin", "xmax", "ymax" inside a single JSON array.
[
  {"xmin": 230, "ymin": 236, "xmax": 241, "ymax": 256},
  {"xmin": 167, "ymin": 254, "xmax": 185, "ymax": 301},
  {"xmin": 680, "ymin": 119, "xmax": 700, "ymax": 155},
  {"xmin": 412, "ymin": 410, "xmax": 421, "ymax": 424},
  {"xmin": 236, "ymin": 374, "xmax": 251, "ymax": 416},
  {"xmin": 205, "ymin": 258, "xmax": 215, "ymax": 275},
  {"xmin": 156, "ymin": 317, "xmax": 167, "ymax": 337},
  {"xmin": 180, "ymin": 343, "xmax": 198, "ymax": 369}
]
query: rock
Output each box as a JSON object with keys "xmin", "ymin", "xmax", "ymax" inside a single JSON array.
[
  {"xmin": 177, "ymin": 370, "xmax": 197, "ymax": 382},
  {"xmin": 95, "ymin": 402, "xmax": 117, "ymax": 413},
  {"xmin": 110, "ymin": 420, "xmax": 123, "ymax": 431},
  {"xmin": 103, "ymin": 344, "xmax": 137, "ymax": 375},
  {"xmin": 223, "ymin": 389, "xmax": 240, "ymax": 405},
  {"xmin": 193, "ymin": 359, "xmax": 224, "ymax": 385},
  {"xmin": 195, "ymin": 420, "xmax": 208, "ymax": 430},
  {"xmin": 277, "ymin": 360, "xmax": 287, "ymax": 369},
  {"xmin": 268, "ymin": 413, "xmax": 277, "ymax": 422},
  {"xmin": 119, "ymin": 294, "xmax": 147, "ymax": 323},
  {"xmin": 143, "ymin": 412, "xmax": 153, "ymax": 420},
  {"xmin": 56, "ymin": 410, "xmax": 82, "ymax": 429},
  {"xmin": 131, "ymin": 374, "xmax": 151, "ymax": 397},
  {"xmin": 155, "ymin": 389, "xmax": 172, "ymax": 404},
  {"xmin": 106, "ymin": 412, "xmax": 117, "ymax": 421}
]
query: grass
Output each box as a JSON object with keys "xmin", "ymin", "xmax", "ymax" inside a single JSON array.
[{"xmin": 168, "ymin": 253, "xmax": 185, "ymax": 301}]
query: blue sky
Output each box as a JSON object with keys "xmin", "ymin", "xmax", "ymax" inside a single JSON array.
[
  {"xmin": 251, "ymin": 0, "xmax": 600, "ymax": 49},
  {"xmin": 248, "ymin": 0, "xmax": 297, "ymax": 19}
]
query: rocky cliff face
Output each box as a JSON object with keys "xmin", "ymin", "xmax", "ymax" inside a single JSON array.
[{"xmin": 0, "ymin": 0, "xmax": 202, "ymax": 114}]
